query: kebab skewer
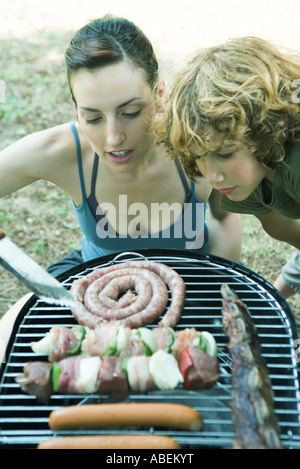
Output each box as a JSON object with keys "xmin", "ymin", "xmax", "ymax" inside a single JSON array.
[
  {"xmin": 31, "ymin": 324, "xmax": 218, "ymax": 362},
  {"xmin": 16, "ymin": 343, "xmax": 219, "ymax": 400}
]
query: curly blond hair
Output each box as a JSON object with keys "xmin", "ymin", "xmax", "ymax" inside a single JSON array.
[{"xmin": 157, "ymin": 37, "xmax": 300, "ymax": 179}]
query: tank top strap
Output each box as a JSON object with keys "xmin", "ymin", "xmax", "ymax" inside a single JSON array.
[
  {"xmin": 71, "ymin": 121, "xmax": 87, "ymax": 201},
  {"xmin": 174, "ymin": 157, "xmax": 192, "ymax": 202},
  {"xmin": 90, "ymin": 153, "xmax": 100, "ymax": 197}
]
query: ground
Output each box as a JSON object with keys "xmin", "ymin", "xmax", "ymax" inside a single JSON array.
[{"xmin": 0, "ymin": 0, "xmax": 299, "ymax": 327}]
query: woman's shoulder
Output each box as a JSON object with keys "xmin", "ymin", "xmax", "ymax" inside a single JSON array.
[
  {"xmin": 1, "ymin": 122, "xmax": 77, "ymax": 167},
  {"xmin": 26, "ymin": 122, "xmax": 76, "ymax": 157},
  {"xmin": 0, "ymin": 122, "xmax": 80, "ymax": 197},
  {"xmin": 171, "ymin": 157, "xmax": 212, "ymax": 201},
  {"xmin": 189, "ymin": 175, "xmax": 212, "ymax": 202}
]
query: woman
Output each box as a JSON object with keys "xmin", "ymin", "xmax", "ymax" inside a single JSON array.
[
  {"xmin": 157, "ymin": 36, "xmax": 300, "ymax": 299},
  {"xmin": 0, "ymin": 16, "xmax": 241, "ymax": 275},
  {"xmin": 0, "ymin": 16, "xmax": 241, "ymax": 360}
]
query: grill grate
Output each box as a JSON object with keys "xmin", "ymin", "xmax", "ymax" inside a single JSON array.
[{"xmin": 1, "ymin": 250, "xmax": 300, "ymax": 449}]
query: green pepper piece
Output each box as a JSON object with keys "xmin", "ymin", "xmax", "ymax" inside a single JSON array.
[
  {"xmin": 166, "ymin": 329, "xmax": 175, "ymax": 353},
  {"xmin": 67, "ymin": 326, "xmax": 86, "ymax": 357},
  {"xmin": 52, "ymin": 362, "xmax": 61, "ymax": 392},
  {"xmin": 135, "ymin": 329, "xmax": 153, "ymax": 356},
  {"xmin": 122, "ymin": 357, "xmax": 129, "ymax": 377},
  {"xmin": 198, "ymin": 334, "xmax": 207, "ymax": 352},
  {"xmin": 104, "ymin": 342, "xmax": 118, "ymax": 356},
  {"xmin": 143, "ymin": 343, "xmax": 152, "ymax": 356}
]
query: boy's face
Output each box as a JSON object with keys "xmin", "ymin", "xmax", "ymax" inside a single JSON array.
[{"xmin": 195, "ymin": 136, "xmax": 275, "ymax": 201}]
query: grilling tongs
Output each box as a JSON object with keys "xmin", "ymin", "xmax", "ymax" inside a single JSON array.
[{"xmin": 0, "ymin": 230, "xmax": 75, "ymax": 307}]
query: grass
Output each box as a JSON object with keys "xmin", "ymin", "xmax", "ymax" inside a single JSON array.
[{"xmin": 240, "ymin": 214, "xmax": 299, "ymax": 328}]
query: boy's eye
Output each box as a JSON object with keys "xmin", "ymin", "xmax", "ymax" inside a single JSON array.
[
  {"xmin": 191, "ymin": 153, "xmax": 203, "ymax": 160},
  {"xmin": 217, "ymin": 151, "xmax": 234, "ymax": 159}
]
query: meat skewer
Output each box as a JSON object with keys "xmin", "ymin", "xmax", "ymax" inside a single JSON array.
[
  {"xmin": 16, "ymin": 343, "xmax": 220, "ymax": 400},
  {"xmin": 221, "ymin": 283, "xmax": 283, "ymax": 449},
  {"xmin": 69, "ymin": 261, "xmax": 185, "ymax": 329},
  {"xmin": 31, "ymin": 324, "xmax": 218, "ymax": 363}
]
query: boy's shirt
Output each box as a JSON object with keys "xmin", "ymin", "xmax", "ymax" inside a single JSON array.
[{"xmin": 220, "ymin": 143, "xmax": 300, "ymax": 219}]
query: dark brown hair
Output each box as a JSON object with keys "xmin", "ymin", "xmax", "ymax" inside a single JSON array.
[{"xmin": 65, "ymin": 15, "xmax": 159, "ymax": 102}]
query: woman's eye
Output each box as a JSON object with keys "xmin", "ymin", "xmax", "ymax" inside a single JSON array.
[
  {"xmin": 123, "ymin": 110, "xmax": 141, "ymax": 119},
  {"xmin": 86, "ymin": 117, "xmax": 102, "ymax": 124}
]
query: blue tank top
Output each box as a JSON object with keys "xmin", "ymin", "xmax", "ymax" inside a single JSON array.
[{"xmin": 70, "ymin": 122, "xmax": 209, "ymax": 261}]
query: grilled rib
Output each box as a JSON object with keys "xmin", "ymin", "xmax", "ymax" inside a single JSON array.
[{"xmin": 221, "ymin": 283, "xmax": 282, "ymax": 449}]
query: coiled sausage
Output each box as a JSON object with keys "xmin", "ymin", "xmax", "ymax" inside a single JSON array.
[{"xmin": 70, "ymin": 261, "xmax": 185, "ymax": 329}]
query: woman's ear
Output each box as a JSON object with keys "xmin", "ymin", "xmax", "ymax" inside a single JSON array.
[
  {"xmin": 157, "ymin": 81, "xmax": 165, "ymax": 98},
  {"xmin": 71, "ymin": 96, "xmax": 78, "ymax": 120},
  {"xmin": 156, "ymin": 81, "xmax": 166, "ymax": 112}
]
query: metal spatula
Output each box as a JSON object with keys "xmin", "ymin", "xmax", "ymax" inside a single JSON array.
[{"xmin": 0, "ymin": 230, "xmax": 75, "ymax": 307}]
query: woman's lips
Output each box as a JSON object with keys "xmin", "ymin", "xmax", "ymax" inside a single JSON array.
[
  {"xmin": 217, "ymin": 186, "xmax": 237, "ymax": 195},
  {"xmin": 107, "ymin": 150, "xmax": 134, "ymax": 164}
]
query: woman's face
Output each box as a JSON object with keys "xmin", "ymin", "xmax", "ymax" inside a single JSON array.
[
  {"xmin": 195, "ymin": 138, "xmax": 273, "ymax": 201},
  {"xmin": 71, "ymin": 61, "xmax": 155, "ymax": 172}
]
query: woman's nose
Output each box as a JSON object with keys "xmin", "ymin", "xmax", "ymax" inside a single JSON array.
[{"xmin": 106, "ymin": 119, "xmax": 126, "ymax": 148}]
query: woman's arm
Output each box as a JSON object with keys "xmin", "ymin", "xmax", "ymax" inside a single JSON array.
[
  {"xmin": 0, "ymin": 135, "xmax": 40, "ymax": 197},
  {"xmin": 256, "ymin": 211, "xmax": 300, "ymax": 249},
  {"xmin": 0, "ymin": 294, "xmax": 33, "ymax": 365},
  {"xmin": 0, "ymin": 124, "xmax": 77, "ymax": 198},
  {"xmin": 206, "ymin": 190, "xmax": 242, "ymax": 263}
]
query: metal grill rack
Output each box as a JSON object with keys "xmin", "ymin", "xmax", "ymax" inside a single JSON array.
[{"xmin": 1, "ymin": 250, "xmax": 300, "ymax": 449}]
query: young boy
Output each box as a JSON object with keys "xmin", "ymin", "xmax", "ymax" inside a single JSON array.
[{"xmin": 158, "ymin": 36, "xmax": 300, "ymax": 298}]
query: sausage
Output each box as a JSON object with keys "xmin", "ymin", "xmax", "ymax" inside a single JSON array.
[
  {"xmin": 49, "ymin": 402, "xmax": 203, "ymax": 432},
  {"xmin": 37, "ymin": 434, "xmax": 181, "ymax": 449},
  {"xmin": 84, "ymin": 270, "xmax": 167, "ymax": 321},
  {"xmin": 70, "ymin": 261, "xmax": 185, "ymax": 329}
]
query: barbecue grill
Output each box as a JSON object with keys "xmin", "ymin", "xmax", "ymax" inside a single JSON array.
[{"xmin": 1, "ymin": 249, "xmax": 300, "ymax": 449}]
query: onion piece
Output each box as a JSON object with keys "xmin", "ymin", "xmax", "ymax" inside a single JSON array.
[
  {"xmin": 77, "ymin": 357, "xmax": 102, "ymax": 393},
  {"xmin": 200, "ymin": 331, "xmax": 218, "ymax": 358},
  {"xmin": 31, "ymin": 330, "xmax": 53, "ymax": 355},
  {"xmin": 149, "ymin": 350, "xmax": 183, "ymax": 390},
  {"xmin": 138, "ymin": 327, "xmax": 156, "ymax": 354}
]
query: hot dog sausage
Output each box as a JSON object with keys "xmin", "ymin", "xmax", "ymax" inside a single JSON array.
[
  {"xmin": 37, "ymin": 434, "xmax": 181, "ymax": 449},
  {"xmin": 49, "ymin": 402, "xmax": 203, "ymax": 432}
]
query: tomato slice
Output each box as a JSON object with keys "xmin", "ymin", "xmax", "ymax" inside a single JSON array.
[{"xmin": 178, "ymin": 347, "xmax": 193, "ymax": 382}]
